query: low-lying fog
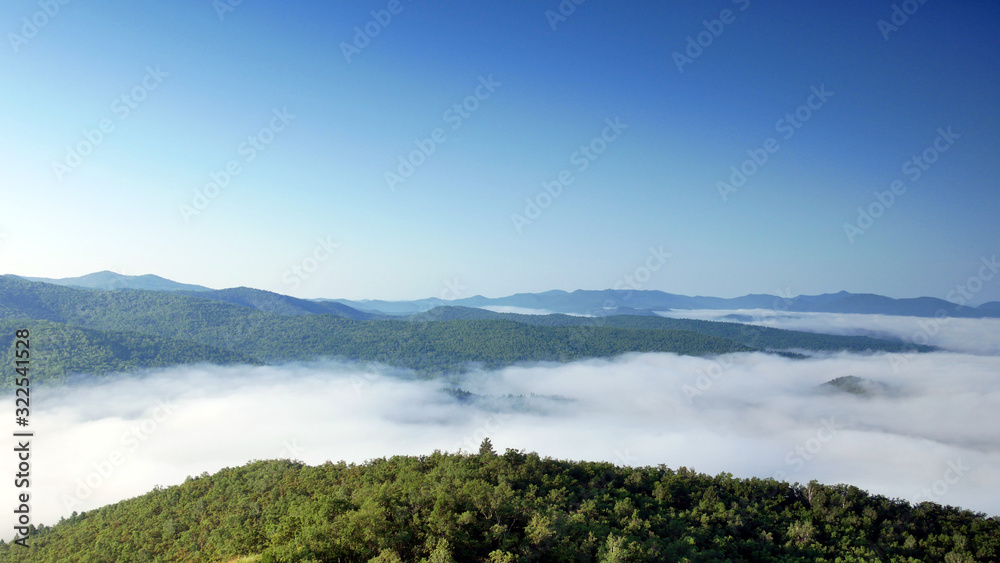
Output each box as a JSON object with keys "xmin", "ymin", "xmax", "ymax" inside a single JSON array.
[
  {"xmin": 3, "ymin": 316, "xmax": 999, "ymax": 534},
  {"xmin": 655, "ymin": 309, "xmax": 1000, "ymax": 355}
]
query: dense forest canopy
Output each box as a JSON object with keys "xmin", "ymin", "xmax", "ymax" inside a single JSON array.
[
  {"xmin": 0, "ymin": 445, "xmax": 994, "ymax": 562},
  {"xmin": 0, "ymin": 277, "xmax": 930, "ymax": 388}
]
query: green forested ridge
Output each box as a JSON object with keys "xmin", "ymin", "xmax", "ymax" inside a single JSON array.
[
  {"xmin": 1, "ymin": 315, "xmax": 750, "ymax": 387},
  {"xmin": 171, "ymin": 287, "xmax": 383, "ymax": 320},
  {"xmin": 0, "ymin": 277, "xmax": 931, "ymax": 387},
  {"xmin": 409, "ymin": 307, "xmax": 932, "ymax": 354},
  {"xmin": 0, "ymin": 319, "xmax": 260, "ymax": 387},
  {"xmin": 2, "ymin": 446, "xmax": 995, "ymax": 562}
]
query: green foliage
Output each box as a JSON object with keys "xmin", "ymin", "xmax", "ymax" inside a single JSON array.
[
  {"xmin": 0, "ymin": 276, "xmax": 934, "ymax": 389},
  {"xmin": 414, "ymin": 306, "xmax": 934, "ymax": 354},
  {"xmin": 0, "ymin": 319, "xmax": 259, "ymax": 388},
  {"xmin": 0, "ymin": 450, "xmax": 994, "ymax": 562},
  {"xmin": 0, "ymin": 277, "xmax": 753, "ymax": 386}
]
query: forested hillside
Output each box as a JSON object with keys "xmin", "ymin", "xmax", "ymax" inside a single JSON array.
[
  {"xmin": 408, "ymin": 307, "xmax": 931, "ymax": 354},
  {"xmin": 0, "ymin": 319, "xmax": 260, "ymax": 387},
  {"xmin": 0, "ymin": 277, "xmax": 933, "ymax": 387},
  {"xmin": 1, "ymin": 445, "xmax": 994, "ymax": 562}
]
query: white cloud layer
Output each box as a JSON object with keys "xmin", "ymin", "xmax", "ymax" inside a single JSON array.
[
  {"xmin": 478, "ymin": 305, "xmax": 558, "ymax": 315},
  {"xmin": 3, "ymin": 335, "xmax": 999, "ymax": 534},
  {"xmin": 655, "ymin": 309, "xmax": 1000, "ymax": 355}
]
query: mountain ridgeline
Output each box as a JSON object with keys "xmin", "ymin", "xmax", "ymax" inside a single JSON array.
[
  {"xmin": 332, "ymin": 289, "xmax": 1000, "ymax": 318},
  {"xmin": 0, "ymin": 276, "xmax": 931, "ymax": 386},
  {"xmin": 21, "ymin": 271, "xmax": 214, "ymax": 292}
]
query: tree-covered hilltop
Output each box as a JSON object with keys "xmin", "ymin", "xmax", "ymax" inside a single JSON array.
[{"xmin": 2, "ymin": 445, "xmax": 995, "ymax": 562}]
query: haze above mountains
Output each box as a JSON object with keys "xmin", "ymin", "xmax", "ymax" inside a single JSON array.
[{"xmin": 19, "ymin": 270, "xmax": 1000, "ymax": 319}]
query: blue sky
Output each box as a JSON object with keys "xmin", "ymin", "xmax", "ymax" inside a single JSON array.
[{"xmin": 1, "ymin": 0, "xmax": 998, "ymax": 303}]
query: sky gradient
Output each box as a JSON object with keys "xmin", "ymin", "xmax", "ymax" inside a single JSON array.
[{"xmin": 2, "ymin": 0, "xmax": 998, "ymax": 302}]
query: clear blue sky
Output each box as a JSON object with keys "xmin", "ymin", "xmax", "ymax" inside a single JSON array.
[{"xmin": 1, "ymin": 0, "xmax": 998, "ymax": 303}]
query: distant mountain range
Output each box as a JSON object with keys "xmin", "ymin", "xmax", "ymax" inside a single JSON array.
[
  {"xmin": 22, "ymin": 271, "xmax": 213, "ymax": 292},
  {"xmin": 12, "ymin": 271, "xmax": 1000, "ymax": 319},
  {"xmin": 171, "ymin": 287, "xmax": 382, "ymax": 320},
  {"xmin": 0, "ymin": 275, "xmax": 933, "ymax": 386},
  {"xmin": 13, "ymin": 273, "xmax": 385, "ymax": 320},
  {"xmin": 331, "ymin": 289, "xmax": 1000, "ymax": 319}
]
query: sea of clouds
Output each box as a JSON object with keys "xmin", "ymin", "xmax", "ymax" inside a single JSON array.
[
  {"xmin": 655, "ymin": 309, "xmax": 1000, "ymax": 355},
  {"xmin": 3, "ymin": 313, "xmax": 999, "ymax": 534}
]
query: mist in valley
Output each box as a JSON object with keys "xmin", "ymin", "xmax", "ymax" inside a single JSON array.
[{"xmin": 4, "ymin": 315, "xmax": 999, "ymax": 533}]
